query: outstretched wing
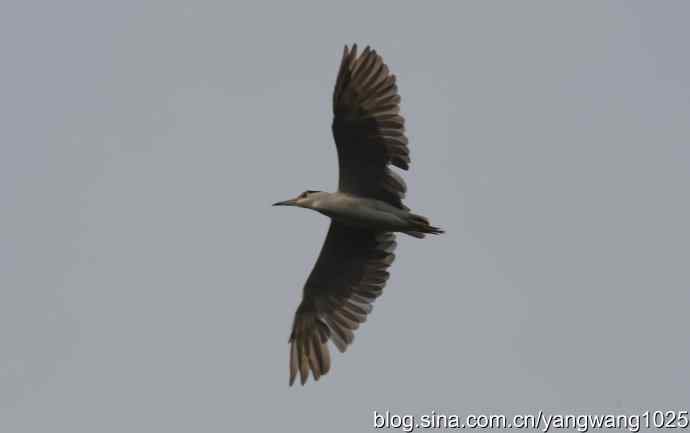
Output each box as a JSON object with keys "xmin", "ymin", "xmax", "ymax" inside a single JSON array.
[
  {"xmin": 288, "ymin": 223, "xmax": 396, "ymax": 385},
  {"xmin": 332, "ymin": 44, "xmax": 410, "ymax": 210}
]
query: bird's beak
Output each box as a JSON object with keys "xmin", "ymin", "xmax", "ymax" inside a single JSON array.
[{"xmin": 272, "ymin": 198, "xmax": 298, "ymax": 207}]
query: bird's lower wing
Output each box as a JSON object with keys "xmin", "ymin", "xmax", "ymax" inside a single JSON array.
[{"xmin": 288, "ymin": 222, "xmax": 397, "ymax": 385}]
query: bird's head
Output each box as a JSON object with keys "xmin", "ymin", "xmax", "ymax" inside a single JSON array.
[{"xmin": 273, "ymin": 190, "xmax": 323, "ymax": 209}]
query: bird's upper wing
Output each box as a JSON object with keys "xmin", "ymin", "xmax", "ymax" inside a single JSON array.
[
  {"xmin": 332, "ymin": 44, "xmax": 410, "ymax": 209},
  {"xmin": 288, "ymin": 222, "xmax": 396, "ymax": 385}
]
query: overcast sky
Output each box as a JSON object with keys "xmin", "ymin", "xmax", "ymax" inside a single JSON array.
[{"xmin": 1, "ymin": 1, "xmax": 689, "ymax": 431}]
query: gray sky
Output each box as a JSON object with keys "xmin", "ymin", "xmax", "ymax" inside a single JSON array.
[{"xmin": 2, "ymin": 1, "xmax": 689, "ymax": 431}]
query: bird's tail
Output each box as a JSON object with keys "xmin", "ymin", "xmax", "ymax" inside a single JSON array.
[{"xmin": 403, "ymin": 213, "xmax": 444, "ymax": 238}]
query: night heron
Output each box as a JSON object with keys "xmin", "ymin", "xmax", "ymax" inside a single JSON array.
[{"xmin": 274, "ymin": 44, "xmax": 444, "ymax": 385}]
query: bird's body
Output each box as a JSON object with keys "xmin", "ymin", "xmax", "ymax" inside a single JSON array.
[
  {"xmin": 274, "ymin": 44, "xmax": 443, "ymax": 385},
  {"xmin": 317, "ymin": 193, "xmax": 408, "ymax": 231},
  {"xmin": 286, "ymin": 191, "xmax": 441, "ymax": 235}
]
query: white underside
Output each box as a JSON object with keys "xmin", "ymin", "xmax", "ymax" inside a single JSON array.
[{"xmin": 313, "ymin": 194, "xmax": 410, "ymax": 231}]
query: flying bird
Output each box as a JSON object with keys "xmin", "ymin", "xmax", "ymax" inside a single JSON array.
[{"xmin": 274, "ymin": 44, "xmax": 444, "ymax": 385}]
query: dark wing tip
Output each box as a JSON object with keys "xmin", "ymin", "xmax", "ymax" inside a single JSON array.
[{"xmin": 288, "ymin": 310, "xmax": 332, "ymax": 386}]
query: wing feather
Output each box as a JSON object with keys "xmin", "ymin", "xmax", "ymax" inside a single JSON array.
[
  {"xmin": 332, "ymin": 44, "xmax": 410, "ymax": 209},
  {"xmin": 288, "ymin": 223, "xmax": 396, "ymax": 385}
]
